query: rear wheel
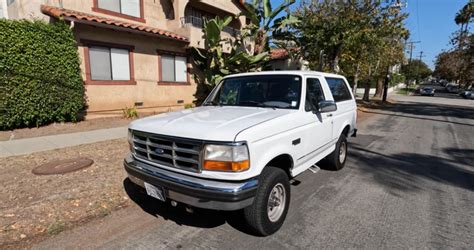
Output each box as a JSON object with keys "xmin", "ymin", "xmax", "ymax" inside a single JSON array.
[
  {"xmin": 244, "ymin": 167, "xmax": 290, "ymax": 236},
  {"xmin": 322, "ymin": 134, "xmax": 348, "ymax": 170}
]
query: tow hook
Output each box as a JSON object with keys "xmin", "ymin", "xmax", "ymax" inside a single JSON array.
[{"xmin": 170, "ymin": 200, "xmax": 194, "ymax": 213}]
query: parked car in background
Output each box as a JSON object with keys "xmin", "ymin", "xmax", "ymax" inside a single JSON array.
[
  {"xmin": 460, "ymin": 90, "xmax": 473, "ymax": 99},
  {"xmin": 446, "ymin": 83, "xmax": 459, "ymax": 93},
  {"xmin": 419, "ymin": 87, "xmax": 435, "ymax": 96},
  {"xmin": 124, "ymin": 71, "xmax": 358, "ymax": 236}
]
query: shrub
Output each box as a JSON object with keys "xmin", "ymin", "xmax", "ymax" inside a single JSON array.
[
  {"xmin": 0, "ymin": 19, "xmax": 84, "ymax": 129},
  {"xmin": 184, "ymin": 103, "xmax": 194, "ymax": 109},
  {"xmin": 122, "ymin": 106, "xmax": 138, "ymax": 119}
]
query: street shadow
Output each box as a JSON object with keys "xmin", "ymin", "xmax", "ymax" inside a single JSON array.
[
  {"xmin": 361, "ymin": 101, "xmax": 474, "ymax": 127},
  {"xmin": 122, "ymin": 178, "xmax": 257, "ymax": 235},
  {"xmin": 443, "ymin": 148, "xmax": 474, "ymax": 166},
  {"xmin": 349, "ymin": 143, "xmax": 474, "ymax": 197}
]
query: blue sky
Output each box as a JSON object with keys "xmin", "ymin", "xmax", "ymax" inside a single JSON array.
[{"xmin": 271, "ymin": 0, "xmax": 469, "ymax": 69}]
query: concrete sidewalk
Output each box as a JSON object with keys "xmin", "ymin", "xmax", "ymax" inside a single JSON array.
[{"xmin": 0, "ymin": 126, "xmax": 128, "ymax": 157}]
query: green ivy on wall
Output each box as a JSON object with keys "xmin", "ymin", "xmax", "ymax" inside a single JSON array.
[{"xmin": 0, "ymin": 19, "xmax": 84, "ymax": 129}]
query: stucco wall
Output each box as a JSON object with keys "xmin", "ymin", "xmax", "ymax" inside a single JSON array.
[
  {"xmin": 75, "ymin": 24, "xmax": 197, "ymax": 116},
  {"xmin": 270, "ymin": 58, "xmax": 310, "ymax": 71}
]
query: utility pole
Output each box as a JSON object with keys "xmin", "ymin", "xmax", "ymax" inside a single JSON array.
[
  {"xmin": 418, "ymin": 51, "xmax": 424, "ymax": 61},
  {"xmin": 415, "ymin": 51, "xmax": 426, "ymax": 84},
  {"xmin": 404, "ymin": 41, "xmax": 420, "ymax": 94}
]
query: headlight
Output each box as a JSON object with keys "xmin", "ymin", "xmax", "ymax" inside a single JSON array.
[{"xmin": 203, "ymin": 144, "xmax": 250, "ymax": 172}]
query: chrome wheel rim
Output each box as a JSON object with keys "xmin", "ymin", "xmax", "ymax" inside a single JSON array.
[
  {"xmin": 267, "ymin": 183, "xmax": 286, "ymax": 222},
  {"xmin": 339, "ymin": 141, "xmax": 347, "ymax": 164}
]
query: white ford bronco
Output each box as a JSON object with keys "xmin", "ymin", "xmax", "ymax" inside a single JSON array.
[{"xmin": 124, "ymin": 71, "xmax": 357, "ymax": 235}]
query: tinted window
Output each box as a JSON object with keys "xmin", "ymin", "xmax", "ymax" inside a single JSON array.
[
  {"xmin": 205, "ymin": 75, "xmax": 302, "ymax": 109},
  {"xmin": 325, "ymin": 77, "xmax": 352, "ymax": 102},
  {"xmin": 305, "ymin": 78, "xmax": 325, "ymax": 112}
]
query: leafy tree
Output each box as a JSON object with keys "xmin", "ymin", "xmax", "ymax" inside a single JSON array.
[
  {"xmin": 294, "ymin": 0, "xmax": 408, "ymax": 101},
  {"xmin": 434, "ymin": 34, "xmax": 473, "ymax": 88},
  {"xmin": 401, "ymin": 59, "xmax": 432, "ymax": 84},
  {"xmin": 434, "ymin": 2, "xmax": 473, "ymax": 88},
  {"xmin": 191, "ymin": 16, "xmax": 267, "ymax": 103},
  {"xmin": 433, "ymin": 51, "xmax": 461, "ymax": 82}
]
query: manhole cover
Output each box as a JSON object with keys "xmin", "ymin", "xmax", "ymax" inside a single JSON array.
[{"xmin": 32, "ymin": 158, "xmax": 94, "ymax": 175}]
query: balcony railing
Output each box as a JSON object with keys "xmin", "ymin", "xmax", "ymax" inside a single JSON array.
[{"xmin": 180, "ymin": 16, "xmax": 241, "ymax": 36}]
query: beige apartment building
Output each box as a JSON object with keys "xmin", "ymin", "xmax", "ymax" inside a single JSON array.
[{"xmin": 0, "ymin": 0, "xmax": 247, "ymax": 117}]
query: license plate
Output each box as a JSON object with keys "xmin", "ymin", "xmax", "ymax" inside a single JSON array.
[{"xmin": 144, "ymin": 182, "xmax": 166, "ymax": 201}]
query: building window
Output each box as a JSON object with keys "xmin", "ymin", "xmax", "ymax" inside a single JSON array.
[
  {"xmin": 159, "ymin": 53, "xmax": 188, "ymax": 84},
  {"xmin": 89, "ymin": 46, "xmax": 130, "ymax": 81},
  {"xmin": 82, "ymin": 40, "xmax": 135, "ymax": 85},
  {"xmin": 93, "ymin": 0, "xmax": 144, "ymax": 22},
  {"xmin": 325, "ymin": 77, "xmax": 352, "ymax": 102}
]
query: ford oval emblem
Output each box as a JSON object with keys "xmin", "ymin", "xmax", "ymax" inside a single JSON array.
[{"xmin": 154, "ymin": 148, "xmax": 165, "ymax": 154}]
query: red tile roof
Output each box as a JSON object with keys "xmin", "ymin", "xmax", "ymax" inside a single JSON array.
[
  {"xmin": 270, "ymin": 48, "xmax": 302, "ymax": 60},
  {"xmin": 270, "ymin": 48, "xmax": 289, "ymax": 60},
  {"xmin": 41, "ymin": 5, "xmax": 188, "ymax": 42}
]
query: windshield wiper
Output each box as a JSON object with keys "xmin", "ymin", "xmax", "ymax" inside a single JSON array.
[
  {"xmin": 257, "ymin": 103, "xmax": 278, "ymax": 110},
  {"xmin": 239, "ymin": 101, "xmax": 278, "ymax": 110}
]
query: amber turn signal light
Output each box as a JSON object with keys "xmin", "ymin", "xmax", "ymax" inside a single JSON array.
[{"xmin": 203, "ymin": 160, "xmax": 250, "ymax": 172}]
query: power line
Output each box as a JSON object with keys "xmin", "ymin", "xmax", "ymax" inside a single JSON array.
[{"xmin": 415, "ymin": 0, "xmax": 423, "ymax": 52}]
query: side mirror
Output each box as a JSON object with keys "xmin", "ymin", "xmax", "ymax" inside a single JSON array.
[{"xmin": 317, "ymin": 100, "xmax": 337, "ymax": 113}]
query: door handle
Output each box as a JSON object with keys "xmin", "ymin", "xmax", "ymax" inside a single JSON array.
[{"xmin": 326, "ymin": 113, "xmax": 333, "ymax": 117}]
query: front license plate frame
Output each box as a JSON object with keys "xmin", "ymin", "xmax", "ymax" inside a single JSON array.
[{"xmin": 144, "ymin": 182, "xmax": 166, "ymax": 201}]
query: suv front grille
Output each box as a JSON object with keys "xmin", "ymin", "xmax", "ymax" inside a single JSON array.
[{"xmin": 131, "ymin": 131, "xmax": 203, "ymax": 172}]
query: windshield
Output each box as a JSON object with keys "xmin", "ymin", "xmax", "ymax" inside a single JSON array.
[{"xmin": 204, "ymin": 75, "xmax": 302, "ymax": 109}]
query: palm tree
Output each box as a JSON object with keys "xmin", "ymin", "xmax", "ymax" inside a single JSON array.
[
  {"xmin": 455, "ymin": 1, "xmax": 473, "ymax": 48},
  {"xmin": 242, "ymin": 0, "xmax": 296, "ymax": 55}
]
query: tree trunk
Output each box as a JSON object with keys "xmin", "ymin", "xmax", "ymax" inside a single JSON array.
[
  {"xmin": 352, "ymin": 63, "xmax": 360, "ymax": 96},
  {"xmin": 374, "ymin": 78, "xmax": 383, "ymax": 98},
  {"xmin": 363, "ymin": 60, "xmax": 380, "ymax": 102},
  {"xmin": 254, "ymin": 30, "xmax": 267, "ymax": 55},
  {"xmin": 363, "ymin": 81, "xmax": 371, "ymax": 101},
  {"xmin": 330, "ymin": 44, "xmax": 343, "ymax": 73}
]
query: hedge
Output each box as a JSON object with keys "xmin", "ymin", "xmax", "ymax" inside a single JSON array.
[{"xmin": 0, "ymin": 19, "xmax": 84, "ymax": 129}]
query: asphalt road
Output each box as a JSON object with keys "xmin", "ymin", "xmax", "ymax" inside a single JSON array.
[{"xmin": 35, "ymin": 93, "xmax": 474, "ymax": 249}]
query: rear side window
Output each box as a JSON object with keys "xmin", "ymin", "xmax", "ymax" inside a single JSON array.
[{"xmin": 325, "ymin": 77, "xmax": 352, "ymax": 102}]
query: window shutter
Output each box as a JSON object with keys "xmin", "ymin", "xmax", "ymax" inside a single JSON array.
[
  {"xmin": 161, "ymin": 55, "xmax": 175, "ymax": 82},
  {"xmin": 89, "ymin": 46, "xmax": 112, "ymax": 80},
  {"xmin": 175, "ymin": 56, "xmax": 187, "ymax": 82},
  {"xmin": 121, "ymin": 0, "xmax": 140, "ymax": 17},
  {"xmin": 98, "ymin": 0, "xmax": 120, "ymax": 13},
  {"xmin": 110, "ymin": 48, "xmax": 131, "ymax": 80}
]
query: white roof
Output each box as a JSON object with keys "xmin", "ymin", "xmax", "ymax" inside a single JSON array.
[{"xmin": 223, "ymin": 70, "xmax": 346, "ymax": 79}]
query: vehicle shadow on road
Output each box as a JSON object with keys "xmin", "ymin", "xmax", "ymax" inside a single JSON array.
[
  {"xmin": 349, "ymin": 144, "xmax": 474, "ymax": 196},
  {"xmin": 122, "ymin": 178, "xmax": 257, "ymax": 235}
]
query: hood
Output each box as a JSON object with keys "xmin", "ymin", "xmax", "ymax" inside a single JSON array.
[{"xmin": 129, "ymin": 106, "xmax": 294, "ymax": 141}]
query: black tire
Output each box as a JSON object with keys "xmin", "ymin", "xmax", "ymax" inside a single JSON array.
[
  {"xmin": 244, "ymin": 167, "xmax": 290, "ymax": 236},
  {"xmin": 323, "ymin": 134, "xmax": 348, "ymax": 170}
]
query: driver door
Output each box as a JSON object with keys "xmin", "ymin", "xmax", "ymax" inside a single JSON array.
[{"xmin": 298, "ymin": 77, "xmax": 333, "ymax": 165}]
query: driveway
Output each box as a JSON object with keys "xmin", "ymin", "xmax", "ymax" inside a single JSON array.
[{"xmin": 34, "ymin": 93, "xmax": 474, "ymax": 249}]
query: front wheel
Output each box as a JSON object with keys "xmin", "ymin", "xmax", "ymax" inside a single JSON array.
[
  {"xmin": 244, "ymin": 167, "xmax": 290, "ymax": 236},
  {"xmin": 322, "ymin": 134, "xmax": 348, "ymax": 170}
]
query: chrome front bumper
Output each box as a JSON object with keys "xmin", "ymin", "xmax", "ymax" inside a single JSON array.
[{"xmin": 124, "ymin": 155, "xmax": 258, "ymax": 211}]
